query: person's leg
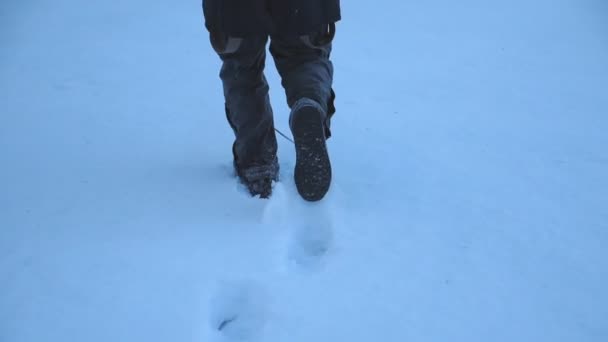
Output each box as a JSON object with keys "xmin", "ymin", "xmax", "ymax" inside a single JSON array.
[
  {"xmin": 209, "ymin": 31, "xmax": 278, "ymax": 197},
  {"xmin": 269, "ymin": 24, "xmax": 336, "ymax": 201},
  {"xmin": 269, "ymin": 25, "xmax": 336, "ymax": 136}
]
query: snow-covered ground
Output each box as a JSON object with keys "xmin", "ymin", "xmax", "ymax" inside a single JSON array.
[{"xmin": 1, "ymin": 0, "xmax": 607, "ymax": 341}]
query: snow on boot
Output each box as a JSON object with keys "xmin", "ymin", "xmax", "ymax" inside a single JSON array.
[{"xmin": 235, "ymin": 159, "xmax": 279, "ymax": 199}]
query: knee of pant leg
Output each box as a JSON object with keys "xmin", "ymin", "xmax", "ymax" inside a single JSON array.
[
  {"xmin": 210, "ymin": 30, "xmax": 243, "ymax": 54},
  {"xmin": 299, "ymin": 23, "xmax": 336, "ymax": 51},
  {"xmin": 318, "ymin": 22, "xmax": 336, "ymax": 46}
]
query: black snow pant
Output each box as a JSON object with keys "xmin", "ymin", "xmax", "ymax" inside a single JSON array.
[{"xmin": 208, "ymin": 25, "xmax": 336, "ymax": 171}]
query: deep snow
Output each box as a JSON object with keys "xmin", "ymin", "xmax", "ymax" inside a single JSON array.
[{"xmin": 1, "ymin": 0, "xmax": 607, "ymax": 341}]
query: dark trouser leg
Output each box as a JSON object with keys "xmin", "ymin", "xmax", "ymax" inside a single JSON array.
[
  {"xmin": 211, "ymin": 32, "xmax": 278, "ymax": 170},
  {"xmin": 269, "ymin": 25, "xmax": 336, "ymax": 137},
  {"xmin": 269, "ymin": 25, "xmax": 336, "ymax": 201}
]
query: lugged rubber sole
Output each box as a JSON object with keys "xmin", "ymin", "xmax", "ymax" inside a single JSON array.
[{"xmin": 292, "ymin": 106, "xmax": 332, "ymax": 201}]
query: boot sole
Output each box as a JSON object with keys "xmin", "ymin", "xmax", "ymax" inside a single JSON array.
[{"xmin": 292, "ymin": 106, "xmax": 332, "ymax": 201}]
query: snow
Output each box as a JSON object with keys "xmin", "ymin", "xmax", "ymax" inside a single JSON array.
[{"xmin": 1, "ymin": 0, "xmax": 607, "ymax": 341}]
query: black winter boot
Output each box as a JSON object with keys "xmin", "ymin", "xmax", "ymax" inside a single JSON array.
[
  {"xmin": 235, "ymin": 158, "xmax": 279, "ymax": 198},
  {"xmin": 290, "ymin": 98, "xmax": 332, "ymax": 201}
]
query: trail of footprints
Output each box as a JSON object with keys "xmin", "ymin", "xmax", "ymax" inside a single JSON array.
[{"xmin": 209, "ymin": 183, "xmax": 334, "ymax": 341}]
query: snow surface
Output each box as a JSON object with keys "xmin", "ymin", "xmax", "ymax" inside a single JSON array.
[{"xmin": 1, "ymin": 0, "xmax": 608, "ymax": 341}]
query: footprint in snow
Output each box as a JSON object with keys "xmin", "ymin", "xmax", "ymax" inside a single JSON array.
[
  {"xmin": 261, "ymin": 181, "xmax": 335, "ymax": 271},
  {"xmin": 208, "ymin": 279, "xmax": 269, "ymax": 341},
  {"xmin": 287, "ymin": 200, "xmax": 334, "ymax": 270}
]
